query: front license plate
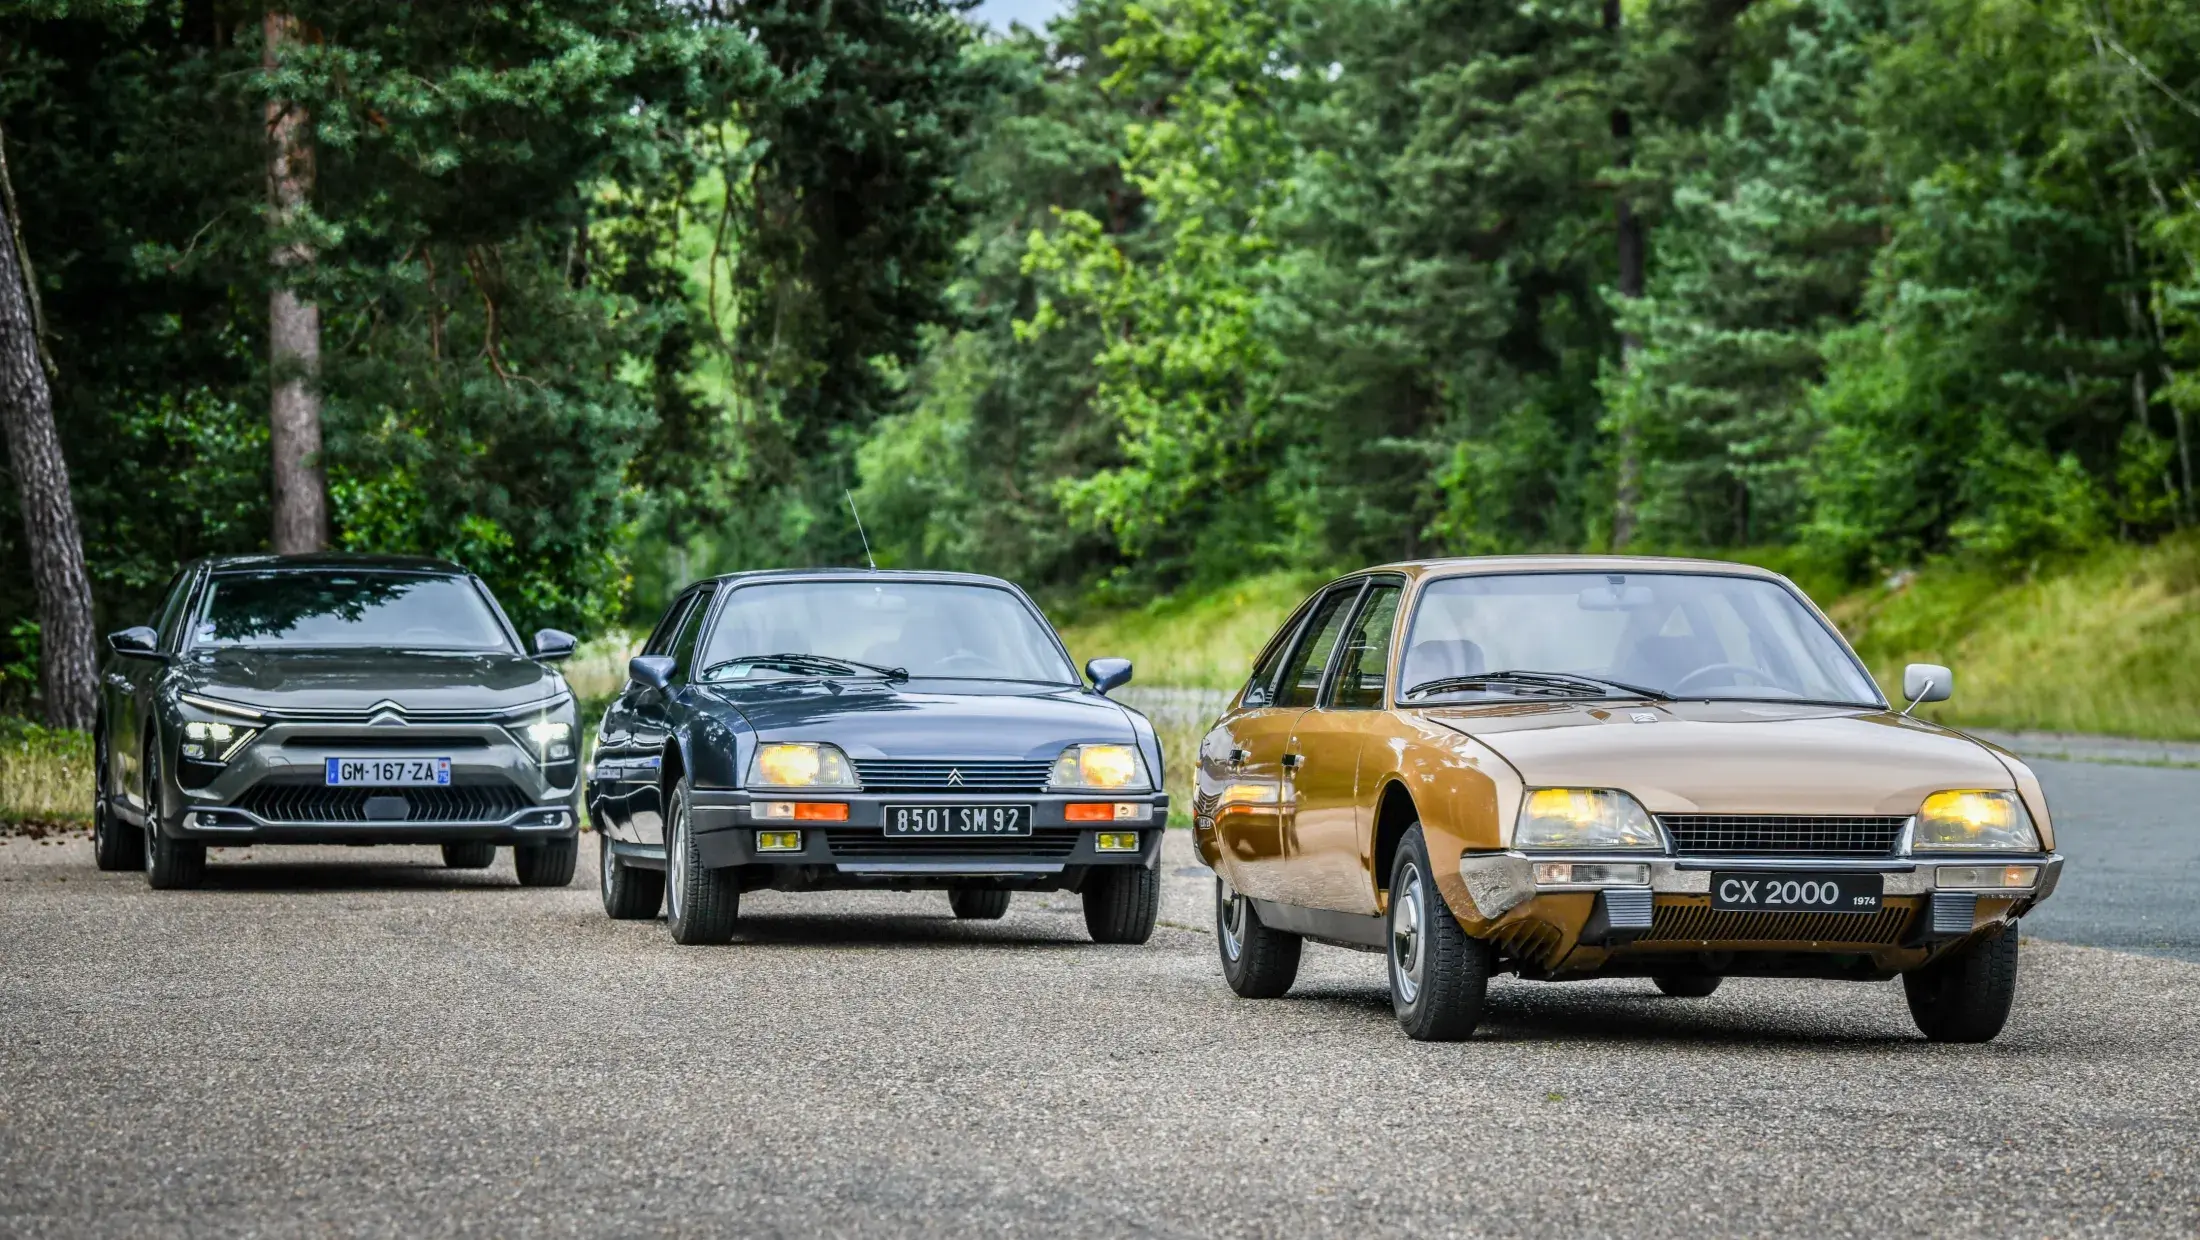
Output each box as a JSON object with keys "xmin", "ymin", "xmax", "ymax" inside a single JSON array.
[
  {"xmin": 325, "ymin": 757, "xmax": 452, "ymax": 787},
  {"xmin": 884, "ymin": 805, "xmax": 1032, "ymax": 837},
  {"xmin": 1710, "ymin": 871, "xmax": 1883, "ymax": 913}
]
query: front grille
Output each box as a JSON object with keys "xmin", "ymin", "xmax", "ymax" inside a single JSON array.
[
  {"xmin": 1658, "ymin": 814, "xmax": 1908, "ymax": 857},
  {"xmin": 236, "ymin": 780, "xmax": 530, "ymax": 824},
  {"xmin": 823, "ymin": 828, "xmax": 1081, "ymax": 859},
  {"xmin": 283, "ymin": 735, "xmax": 492, "ymax": 750},
  {"xmin": 852, "ymin": 759, "xmax": 1053, "ymax": 794},
  {"xmin": 1638, "ymin": 901, "xmax": 1914, "ymax": 946}
]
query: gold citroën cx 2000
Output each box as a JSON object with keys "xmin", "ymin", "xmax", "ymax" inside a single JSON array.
[{"xmin": 1194, "ymin": 557, "xmax": 2062, "ymax": 1042}]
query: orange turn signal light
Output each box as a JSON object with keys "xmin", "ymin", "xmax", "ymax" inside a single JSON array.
[{"xmin": 1065, "ymin": 802, "xmax": 1115, "ymax": 822}]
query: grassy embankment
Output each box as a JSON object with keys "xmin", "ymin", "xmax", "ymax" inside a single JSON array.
[{"xmin": 9, "ymin": 545, "xmax": 2194, "ymax": 827}]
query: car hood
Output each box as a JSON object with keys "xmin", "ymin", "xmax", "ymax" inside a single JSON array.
[
  {"xmin": 1420, "ymin": 700, "xmax": 2017, "ymax": 817},
  {"xmin": 697, "ymin": 679, "xmax": 1136, "ymax": 761},
  {"xmin": 175, "ymin": 648, "xmax": 564, "ymax": 714}
]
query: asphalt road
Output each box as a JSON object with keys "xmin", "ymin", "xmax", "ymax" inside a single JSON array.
[{"xmin": 2, "ymin": 761, "xmax": 2196, "ymax": 1237}]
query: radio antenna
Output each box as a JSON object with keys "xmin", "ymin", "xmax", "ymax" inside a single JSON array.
[{"xmin": 845, "ymin": 490, "xmax": 876, "ymax": 570}]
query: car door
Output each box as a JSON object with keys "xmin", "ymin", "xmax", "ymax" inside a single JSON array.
[
  {"xmin": 1210, "ymin": 580, "xmax": 1363, "ymax": 903},
  {"xmin": 112, "ymin": 568, "xmax": 196, "ymax": 820},
  {"xmin": 624, "ymin": 584, "xmax": 715, "ymax": 845},
  {"xmin": 1281, "ymin": 576, "xmax": 1404, "ymax": 915},
  {"xmin": 596, "ymin": 591, "xmax": 696, "ymax": 842}
]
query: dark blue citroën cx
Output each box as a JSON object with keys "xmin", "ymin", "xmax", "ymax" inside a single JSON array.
[{"xmin": 587, "ymin": 570, "xmax": 1168, "ymax": 945}]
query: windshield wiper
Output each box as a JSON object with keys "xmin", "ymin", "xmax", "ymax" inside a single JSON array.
[
  {"xmin": 1403, "ymin": 669, "xmax": 1672, "ymax": 702},
  {"xmin": 700, "ymin": 652, "xmax": 908, "ymax": 683}
]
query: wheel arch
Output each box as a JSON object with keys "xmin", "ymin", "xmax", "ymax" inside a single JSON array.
[{"xmin": 1372, "ymin": 778, "xmax": 1420, "ymax": 897}]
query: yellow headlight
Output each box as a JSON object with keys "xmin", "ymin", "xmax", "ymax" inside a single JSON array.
[
  {"xmin": 1513, "ymin": 788, "xmax": 1664, "ymax": 851},
  {"xmin": 1050, "ymin": 743, "xmax": 1148, "ymax": 791},
  {"xmin": 1915, "ymin": 789, "xmax": 2039, "ymax": 852},
  {"xmin": 750, "ymin": 743, "xmax": 858, "ymax": 789}
]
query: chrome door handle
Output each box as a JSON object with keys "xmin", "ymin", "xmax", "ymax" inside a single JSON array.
[
  {"xmin": 1281, "ymin": 753, "xmax": 1303, "ymax": 771},
  {"xmin": 1227, "ymin": 747, "xmax": 1249, "ymax": 770}
]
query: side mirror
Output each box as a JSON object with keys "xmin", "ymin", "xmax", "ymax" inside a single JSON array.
[
  {"xmin": 628, "ymin": 655, "xmax": 676, "ymax": 691},
  {"xmin": 533, "ymin": 628, "xmax": 577, "ymax": 661},
  {"xmin": 1901, "ymin": 663, "xmax": 1953, "ymax": 712},
  {"xmin": 106, "ymin": 626, "xmax": 161, "ymax": 660},
  {"xmin": 1086, "ymin": 656, "xmax": 1133, "ymax": 697}
]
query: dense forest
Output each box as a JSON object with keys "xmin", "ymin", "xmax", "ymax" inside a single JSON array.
[{"xmin": 3, "ymin": 0, "xmax": 2199, "ymax": 722}]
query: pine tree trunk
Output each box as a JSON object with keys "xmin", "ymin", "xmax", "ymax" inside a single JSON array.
[
  {"xmin": 265, "ymin": 10, "xmax": 326, "ymax": 554},
  {"xmin": 0, "ymin": 142, "xmax": 98, "ymax": 731},
  {"xmin": 1605, "ymin": 0, "xmax": 1645, "ymax": 551}
]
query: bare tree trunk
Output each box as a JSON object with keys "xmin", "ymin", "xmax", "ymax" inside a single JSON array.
[
  {"xmin": 265, "ymin": 11, "xmax": 326, "ymax": 553},
  {"xmin": 0, "ymin": 131, "xmax": 98, "ymax": 731},
  {"xmin": 1605, "ymin": 0, "xmax": 1645, "ymax": 552}
]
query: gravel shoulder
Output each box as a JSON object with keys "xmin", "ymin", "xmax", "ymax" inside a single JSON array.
[{"xmin": 3, "ymin": 829, "xmax": 2198, "ymax": 1238}]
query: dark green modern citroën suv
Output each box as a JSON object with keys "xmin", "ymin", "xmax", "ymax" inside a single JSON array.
[{"xmin": 93, "ymin": 554, "xmax": 584, "ymax": 889}]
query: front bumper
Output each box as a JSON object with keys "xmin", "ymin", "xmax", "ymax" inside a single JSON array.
[
  {"xmin": 685, "ymin": 788, "xmax": 1168, "ymax": 877},
  {"xmin": 1455, "ymin": 850, "xmax": 2063, "ymax": 974},
  {"xmin": 163, "ymin": 716, "xmax": 579, "ymax": 846}
]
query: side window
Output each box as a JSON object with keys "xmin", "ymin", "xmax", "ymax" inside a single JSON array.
[
  {"xmin": 1242, "ymin": 598, "xmax": 1316, "ymax": 708},
  {"xmin": 669, "ymin": 585, "xmax": 716, "ymax": 679},
  {"xmin": 641, "ymin": 593, "xmax": 696, "ymax": 658},
  {"xmin": 1276, "ymin": 584, "xmax": 1363, "ymax": 709},
  {"xmin": 151, "ymin": 571, "xmax": 193, "ymax": 649},
  {"xmin": 1327, "ymin": 583, "xmax": 1403, "ymax": 710}
]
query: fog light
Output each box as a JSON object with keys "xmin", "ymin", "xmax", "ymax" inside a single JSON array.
[
  {"xmin": 1095, "ymin": 831, "xmax": 1141, "ymax": 852},
  {"xmin": 1532, "ymin": 861, "xmax": 1651, "ymax": 886},
  {"xmin": 757, "ymin": 801, "xmax": 848, "ymax": 822},
  {"xmin": 756, "ymin": 830, "xmax": 802, "ymax": 852},
  {"xmin": 1936, "ymin": 864, "xmax": 2039, "ymax": 889}
]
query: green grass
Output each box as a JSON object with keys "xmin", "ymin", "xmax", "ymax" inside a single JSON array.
[
  {"xmin": 1, "ymin": 717, "xmax": 93, "ymax": 825},
  {"xmin": 1055, "ymin": 539, "xmax": 2200, "ymax": 742}
]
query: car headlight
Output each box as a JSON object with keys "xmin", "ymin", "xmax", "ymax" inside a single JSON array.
[
  {"xmin": 1912, "ymin": 790, "xmax": 2040, "ymax": 852},
  {"xmin": 1049, "ymin": 743, "xmax": 1150, "ymax": 791},
  {"xmin": 749, "ymin": 742, "xmax": 860, "ymax": 789},
  {"xmin": 523, "ymin": 721, "xmax": 574, "ymax": 763},
  {"xmin": 1513, "ymin": 788, "xmax": 1665, "ymax": 851},
  {"xmin": 181, "ymin": 719, "xmax": 257, "ymax": 763}
]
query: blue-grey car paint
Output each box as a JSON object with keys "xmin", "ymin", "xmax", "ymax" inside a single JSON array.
[{"xmin": 588, "ymin": 569, "xmax": 1166, "ymax": 882}]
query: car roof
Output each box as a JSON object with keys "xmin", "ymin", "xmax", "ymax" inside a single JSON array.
[
  {"xmin": 1359, "ymin": 554, "xmax": 1791, "ymax": 583},
  {"xmin": 200, "ymin": 553, "xmax": 472, "ymax": 575},
  {"xmin": 697, "ymin": 567, "xmax": 1026, "ymax": 591}
]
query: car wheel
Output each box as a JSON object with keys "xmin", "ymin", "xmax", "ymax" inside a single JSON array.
[
  {"xmin": 91, "ymin": 728, "xmax": 143, "ymax": 872},
  {"xmin": 1387, "ymin": 825, "xmax": 1491, "ymax": 1042},
  {"xmin": 141, "ymin": 743, "xmax": 205, "ymax": 891},
  {"xmin": 599, "ymin": 836, "xmax": 665, "ymax": 920},
  {"xmin": 663, "ymin": 780, "xmax": 738, "ymax": 945},
  {"xmin": 1082, "ymin": 863, "xmax": 1159, "ymax": 944},
  {"xmin": 1653, "ymin": 974, "xmax": 1722, "ymax": 998},
  {"xmin": 1903, "ymin": 922, "xmax": 2021, "ymax": 1043},
  {"xmin": 1216, "ymin": 877, "xmax": 1301, "ymax": 998},
  {"xmin": 948, "ymin": 887, "xmax": 1011, "ymax": 920},
  {"xmin": 514, "ymin": 836, "xmax": 578, "ymax": 887},
  {"xmin": 441, "ymin": 841, "xmax": 497, "ymax": 869}
]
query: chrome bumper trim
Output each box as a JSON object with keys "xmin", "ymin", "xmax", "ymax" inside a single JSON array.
[{"xmin": 1458, "ymin": 851, "xmax": 2064, "ymax": 921}]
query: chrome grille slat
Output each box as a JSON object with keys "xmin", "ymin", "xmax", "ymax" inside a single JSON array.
[
  {"xmin": 851, "ymin": 759, "xmax": 1052, "ymax": 794},
  {"xmin": 1658, "ymin": 814, "xmax": 1908, "ymax": 857},
  {"xmin": 823, "ymin": 828, "xmax": 1080, "ymax": 859}
]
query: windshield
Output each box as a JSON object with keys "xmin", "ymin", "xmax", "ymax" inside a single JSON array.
[
  {"xmin": 697, "ymin": 581, "xmax": 1078, "ymax": 684},
  {"xmin": 1400, "ymin": 572, "xmax": 1880, "ymax": 705},
  {"xmin": 192, "ymin": 572, "xmax": 512, "ymax": 651}
]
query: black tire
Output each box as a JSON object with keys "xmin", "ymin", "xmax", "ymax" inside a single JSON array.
[
  {"xmin": 948, "ymin": 887, "xmax": 1011, "ymax": 920},
  {"xmin": 514, "ymin": 836, "xmax": 578, "ymax": 887},
  {"xmin": 91, "ymin": 728, "xmax": 143, "ymax": 872},
  {"xmin": 664, "ymin": 781, "xmax": 738, "ymax": 945},
  {"xmin": 1386, "ymin": 825, "xmax": 1492, "ymax": 1042},
  {"xmin": 599, "ymin": 835, "xmax": 664, "ymax": 920},
  {"xmin": 1653, "ymin": 974, "xmax": 1723, "ymax": 998},
  {"xmin": 441, "ymin": 841, "xmax": 497, "ymax": 869},
  {"xmin": 1082, "ymin": 863, "xmax": 1159, "ymax": 944},
  {"xmin": 141, "ymin": 743, "xmax": 205, "ymax": 891},
  {"xmin": 1904, "ymin": 922, "xmax": 2021, "ymax": 1043},
  {"xmin": 1216, "ymin": 878, "xmax": 1302, "ymax": 998}
]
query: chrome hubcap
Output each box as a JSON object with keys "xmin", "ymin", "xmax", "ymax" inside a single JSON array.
[
  {"xmin": 1217, "ymin": 880, "xmax": 1248, "ymax": 962},
  {"xmin": 1391, "ymin": 864, "xmax": 1426, "ymax": 1004}
]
